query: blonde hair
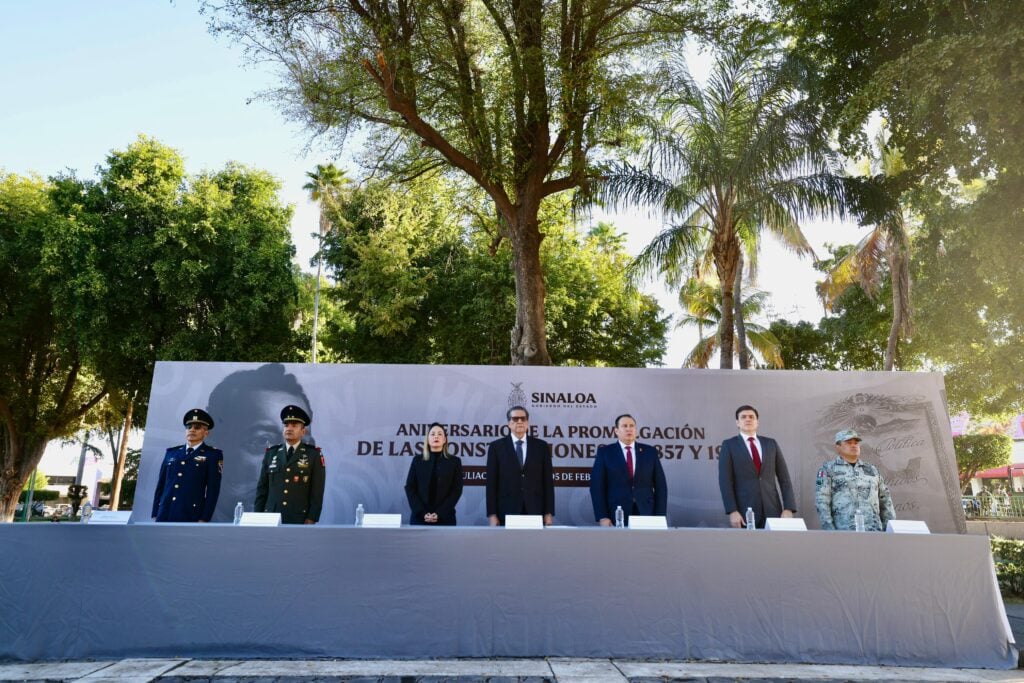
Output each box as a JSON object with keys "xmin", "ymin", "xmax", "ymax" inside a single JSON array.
[{"xmin": 422, "ymin": 422, "xmax": 448, "ymax": 461}]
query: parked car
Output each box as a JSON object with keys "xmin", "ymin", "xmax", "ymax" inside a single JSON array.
[{"xmin": 30, "ymin": 502, "xmax": 55, "ymax": 517}]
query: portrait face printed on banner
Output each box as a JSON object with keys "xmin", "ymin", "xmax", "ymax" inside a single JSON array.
[
  {"xmin": 615, "ymin": 415, "xmax": 637, "ymax": 446},
  {"xmin": 508, "ymin": 408, "xmax": 529, "ymax": 440},
  {"xmin": 736, "ymin": 409, "xmax": 758, "ymax": 436},
  {"xmin": 835, "ymin": 437, "xmax": 862, "ymax": 463},
  {"xmin": 283, "ymin": 419, "xmax": 307, "ymax": 445},
  {"xmin": 427, "ymin": 425, "xmax": 447, "ymax": 453},
  {"xmin": 206, "ymin": 364, "xmax": 314, "ymax": 521}
]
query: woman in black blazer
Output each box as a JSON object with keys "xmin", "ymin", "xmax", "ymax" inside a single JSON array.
[{"xmin": 404, "ymin": 422, "xmax": 464, "ymax": 525}]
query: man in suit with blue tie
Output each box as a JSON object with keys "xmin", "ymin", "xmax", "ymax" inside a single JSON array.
[
  {"xmin": 486, "ymin": 406, "xmax": 555, "ymax": 525},
  {"xmin": 590, "ymin": 414, "xmax": 667, "ymax": 526},
  {"xmin": 718, "ymin": 405, "xmax": 796, "ymax": 528}
]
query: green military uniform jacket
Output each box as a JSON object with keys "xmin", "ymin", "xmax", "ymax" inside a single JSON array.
[{"xmin": 254, "ymin": 442, "xmax": 326, "ymax": 524}]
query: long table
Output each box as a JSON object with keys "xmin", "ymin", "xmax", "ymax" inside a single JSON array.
[{"xmin": 0, "ymin": 525, "xmax": 1015, "ymax": 668}]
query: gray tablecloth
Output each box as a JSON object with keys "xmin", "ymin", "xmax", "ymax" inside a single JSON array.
[{"xmin": 0, "ymin": 525, "xmax": 1015, "ymax": 668}]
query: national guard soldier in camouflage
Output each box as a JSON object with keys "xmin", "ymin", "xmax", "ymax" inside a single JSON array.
[
  {"xmin": 815, "ymin": 429, "xmax": 896, "ymax": 531},
  {"xmin": 254, "ymin": 405, "xmax": 326, "ymax": 524},
  {"xmin": 152, "ymin": 409, "xmax": 223, "ymax": 522}
]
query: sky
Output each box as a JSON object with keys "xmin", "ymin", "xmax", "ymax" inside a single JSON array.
[{"xmin": 2, "ymin": 1, "xmax": 870, "ymax": 476}]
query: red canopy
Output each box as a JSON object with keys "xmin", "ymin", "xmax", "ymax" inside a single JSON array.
[{"xmin": 974, "ymin": 464, "xmax": 1024, "ymax": 479}]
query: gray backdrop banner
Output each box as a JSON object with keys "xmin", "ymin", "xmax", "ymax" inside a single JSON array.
[{"xmin": 135, "ymin": 363, "xmax": 964, "ymax": 531}]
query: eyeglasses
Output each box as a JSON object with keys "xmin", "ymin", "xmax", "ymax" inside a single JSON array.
[{"xmin": 509, "ymin": 416, "xmax": 528, "ymax": 422}]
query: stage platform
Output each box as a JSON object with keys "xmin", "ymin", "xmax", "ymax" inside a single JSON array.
[{"xmin": 0, "ymin": 525, "xmax": 1015, "ymax": 668}]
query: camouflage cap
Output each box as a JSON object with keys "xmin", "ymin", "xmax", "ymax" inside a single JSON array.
[{"xmin": 834, "ymin": 428, "xmax": 862, "ymax": 443}]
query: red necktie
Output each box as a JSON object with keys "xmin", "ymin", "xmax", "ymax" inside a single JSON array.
[
  {"xmin": 748, "ymin": 437, "xmax": 762, "ymax": 475},
  {"xmin": 625, "ymin": 445, "xmax": 634, "ymax": 480}
]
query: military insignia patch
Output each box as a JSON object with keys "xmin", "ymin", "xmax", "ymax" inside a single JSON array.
[
  {"xmin": 218, "ymin": 461, "xmax": 224, "ymax": 474},
  {"xmin": 320, "ymin": 455, "xmax": 325, "ymax": 467},
  {"xmin": 195, "ymin": 455, "xmax": 206, "ymax": 463}
]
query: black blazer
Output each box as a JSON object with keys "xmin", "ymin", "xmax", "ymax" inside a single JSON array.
[
  {"xmin": 485, "ymin": 435, "xmax": 555, "ymax": 523},
  {"xmin": 404, "ymin": 452, "xmax": 464, "ymax": 525},
  {"xmin": 718, "ymin": 434, "xmax": 796, "ymax": 527}
]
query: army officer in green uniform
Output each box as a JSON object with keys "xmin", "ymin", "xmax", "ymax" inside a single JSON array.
[{"xmin": 255, "ymin": 405, "xmax": 326, "ymax": 524}]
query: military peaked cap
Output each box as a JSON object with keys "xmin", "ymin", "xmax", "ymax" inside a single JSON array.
[
  {"xmin": 183, "ymin": 408, "xmax": 214, "ymax": 429},
  {"xmin": 281, "ymin": 405, "xmax": 311, "ymax": 426}
]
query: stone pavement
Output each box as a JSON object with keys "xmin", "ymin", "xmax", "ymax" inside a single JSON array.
[
  {"xmin": 4, "ymin": 604, "xmax": 1024, "ymax": 683},
  {"xmin": 4, "ymin": 658, "xmax": 1024, "ymax": 683}
]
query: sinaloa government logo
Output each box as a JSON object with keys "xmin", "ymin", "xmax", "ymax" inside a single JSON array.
[
  {"xmin": 510, "ymin": 381, "xmax": 598, "ymax": 409},
  {"xmin": 507, "ymin": 382, "xmax": 527, "ymax": 409}
]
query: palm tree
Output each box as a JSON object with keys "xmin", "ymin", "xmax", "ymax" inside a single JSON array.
[
  {"xmin": 817, "ymin": 131, "xmax": 911, "ymax": 370},
  {"xmin": 676, "ymin": 277, "xmax": 783, "ymax": 368},
  {"xmin": 601, "ymin": 39, "xmax": 849, "ymax": 368},
  {"xmin": 303, "ymin": 164, "xmax": 351, "ymax": 363}
]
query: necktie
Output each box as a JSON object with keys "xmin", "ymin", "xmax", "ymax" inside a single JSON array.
[
  {"xmin": 625, "ymin": 445, "xmax": 634, "ymax": 480},
  {"xmin": 748, "ymin": 437, "xmax": 762, "ymax": 475},
  {"xmin": 515, "ymin": 440, "xmax": 524, "ymax": 469},
  {"xmin": 186, "ymin": 447, "xmax": 194, "ymax": 457},
  {"xmin": 287, "ymin": 445, "xmax": 295, "ymax": 460}
]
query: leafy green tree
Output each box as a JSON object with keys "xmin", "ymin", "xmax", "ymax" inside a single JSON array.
[
  {"xmin": 20, "ymin": 471, "xmax": 48, "ymax": 493},
  {"xmin": 675, "ymin": 278, "xmax": 782, "ymax": 368},
  {"xmin": 320, "ymin": 177, "xmax": 667, "ymax": 366},
  {"xmin": 0, "ymin": 172, "xmax": 107, "ymax": 522},
  {"xmin": 770, "ymin": 244, "xmax": 893, "ymax": 371},
  {"xmin": 955, "ymin": 434, "xmax": 1012, "ymax": 494},
  {"xmin": 817, "ymin": 131, "xmax": 912, "ymax": 370},
  {"xmin": 910, "ymin": 176, "xmax": 1024, "ymax": 415},
  {"xmin": 208, "ymin": 0, "xmax": 722, "ymax": 364},
  {"xmin": 774, "ymin": 0, "xmax": 1024, "ymax": 182},
  {"xmin": 600, "ymin": 37, "xmax": 850, "ymax": 368},
  {"xmin": 768, "ymin": 319, "xmax": 831, "ymax": 370},
  {"xmin": 303, "ymin": 164, "xmax": 352, "ymax": 362},
  {"xmin": 0, "ymin": 138, "xmax": 301, "ymax": 521}
]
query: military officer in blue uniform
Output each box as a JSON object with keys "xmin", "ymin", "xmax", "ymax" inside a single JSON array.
[
  {"xmin": 254, "ymin": 405, "xmax": 326, "ymax": 524},
  {"xmin": 151, "ymin": 409, "xmax": 224, "ymax": 522}
]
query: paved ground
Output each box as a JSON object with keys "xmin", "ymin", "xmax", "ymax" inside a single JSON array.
[
  {"xmin": 5, "ymin": 605, "xmax": 1024, "ymax": 683},
  {"xmin": 3, "ymin": 658, "xmax": 1024, "ymax": 683}
]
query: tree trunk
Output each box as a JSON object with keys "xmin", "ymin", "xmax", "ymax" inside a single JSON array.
[
  {"xmin": 734, "ymin": 254, "xmax": 750, "ymax": 369},
  {"xmin": 0, "ymin": 440, "xmax": 48, "ymax": 523},
  {"xmin": 884, "ymin": 239, "xmax": 911, "ymax": 371},
  {"xmin": 110, "ymin": 400, "xmax": 134, "ymax": 511},
  {"xmin": 714, "ymin": 229, "xmax": 741, "ymax": 370},
  {"xmin": 508, "ymin": 211, "xmax": 551, "ymax": 366}
]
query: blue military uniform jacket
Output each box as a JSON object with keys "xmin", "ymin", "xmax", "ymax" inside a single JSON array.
[
  {"xmin": 254, "ymin": 442, "xmax": 326, "ymax": 524},
  {"xmin": 151, "ymin": 443, "xmax": 224, "ymax": 522}
]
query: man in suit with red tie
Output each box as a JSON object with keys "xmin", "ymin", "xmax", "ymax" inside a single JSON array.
[
  {"xmin": 718, "ymin": 404, "xmax": 796, "ymax": 528},
  {"xmin": 486, "ymin": 406, "xmax": 555, "ymax": 525},
  {"xmin": 590, "ymin": 414, "xmax": 667, "ymax": 526}
]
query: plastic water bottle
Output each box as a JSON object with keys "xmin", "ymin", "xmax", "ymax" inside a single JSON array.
[
  {"xmin": 80, "ymin": 501, "xmax": 93, "ymax": 524},
  {"xmin": 854, "ymin": 508, "xmax": 866, "ymax": 532},
  {"xmin": 745, "ymin": 507, "xmax": 755, "ymax": 530},
  {"xmin": 233, "ymin": 502, "xmax": 244, "ymax": 525},
  {"xmin": 614, "ymin": 505, "xmax": 624, "ymax": 528},
  {"xmin": 355, "ymin": 503, "xmax": 365, "ymax": 527}
]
